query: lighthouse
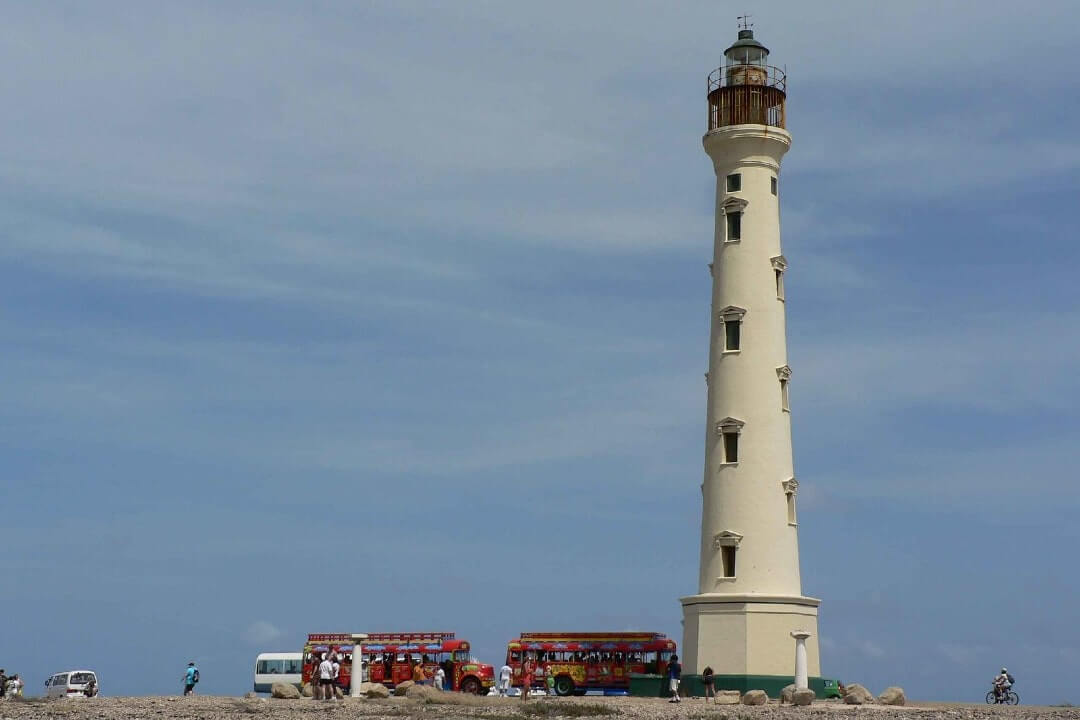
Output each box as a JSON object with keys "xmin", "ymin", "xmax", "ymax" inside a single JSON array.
[{"xmin": 679, "ymin": 24, "xmax": 822, "ymax": 691}]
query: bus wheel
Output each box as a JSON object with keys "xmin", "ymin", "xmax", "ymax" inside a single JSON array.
[
  {"xmin": 554, "ymin": 676, "xmax": 574, "ymax": 697},
  {"xmin": 460, "ymin": 677, "xmax": 481, "ymax": 695}
]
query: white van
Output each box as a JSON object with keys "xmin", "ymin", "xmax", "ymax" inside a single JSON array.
[
  {"xmin": 45, "ymin": 670, "xmax": 99, "ymax": 698},
  {"xmin": 253, "ymin": 653, "xmax": 303, "ymax": 693}
]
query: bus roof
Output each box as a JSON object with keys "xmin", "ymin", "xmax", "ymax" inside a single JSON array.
[
  {"xmin": 509, "ymin": 632, "xmax": 675, "ymax": 652},
  {"xmin": 255, "ymin": 652, "xmax": 302, "ymax": 660},
  {"xmin": 306, "ymin": 632, "xmax": 455, "ymax": 644}
]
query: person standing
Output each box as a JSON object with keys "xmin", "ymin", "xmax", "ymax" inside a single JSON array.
[
  {"xmin": 183, "ymin": 662, "xmax": 199, "ymax": 696},
  {"xmin": 331, "ymin": 653, "xmax": 343, "ymax": 699},
  {"xmin": 412, "ymin": 659, "xmax": 426, "ymax": 686},
  {"xmin": 545, "ymin": 664, "xmax": 556, "ymax": 696},
  {"xmin": 520, "ymin": 655, "xmax": 534, "ymax": 702},
  {"xmin": 317, "ymin": 654, "xmax": 335, "ymax": 701},
  {"xmin": 434, "ymin": 666, "xmax": 445, "ymax": 691},
  {"xmin": 666, "ymin": 654, "xmax": 681, "ymax": 703},
  {"xmin": 498, "ymin": 663, "xmax": 512, "ymax": 696},
  {"xmin": 0, "ymin": 669, "xmax": 6, "ymax": 700},
  {"xmin": 702, "ymin": 666, "xmax": 715, "ymax": 703}
]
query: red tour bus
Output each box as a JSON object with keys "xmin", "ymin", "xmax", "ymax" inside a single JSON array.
[
  {"xmin": 303, "ymin": 632, "xmax": 494, "ymax": 695},
  {"xmin": 506, "ymin": 632, "xmax": 676, "ymax": 696}
]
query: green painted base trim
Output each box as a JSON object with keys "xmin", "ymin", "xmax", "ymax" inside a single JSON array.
[{"xmin": 628, "ymin": 673, "xmax": 842, "ymax": 699}]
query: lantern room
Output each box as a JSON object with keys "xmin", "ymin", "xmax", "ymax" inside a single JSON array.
[{"xmin": 707, "ymin": 28, "xmax": 787, "ymax": 130}]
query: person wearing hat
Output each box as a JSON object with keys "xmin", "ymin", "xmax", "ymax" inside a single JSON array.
[{"xmin": 183, "ymin": 662, "xmax": 199, "ymax": 696}]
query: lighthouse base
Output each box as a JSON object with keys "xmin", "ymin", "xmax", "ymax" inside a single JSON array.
[{"xmin": 680, "ymin": 593, "xmax": 821, "ymax": 680}]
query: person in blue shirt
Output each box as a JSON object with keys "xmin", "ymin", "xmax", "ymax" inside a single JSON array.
[
  {"xmin": 666, "ymin": 654, "xmax": 681, "ymax": 703},
  {"xmin": 183, "ymin": 662, "xmax": 199, "ymax": 696}
]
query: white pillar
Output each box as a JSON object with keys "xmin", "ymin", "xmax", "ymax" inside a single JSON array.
[
  {"xmin": 791, "ymin": 631, "xmax": 810, "ymax": 689},
  {"xmin": 350, "ymin": 634, "xmax": 369, "ymax": 698}
]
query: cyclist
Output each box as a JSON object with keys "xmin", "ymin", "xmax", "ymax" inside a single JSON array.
[{"xmin": 992, "ymin": 668, "xmax": 1013, "ymax": 702}]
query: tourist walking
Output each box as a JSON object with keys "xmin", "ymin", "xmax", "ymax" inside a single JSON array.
[
  {"xmin": 667, "ymin": 654, "xmax": 681, "ymax": 703},
  {"xmin": 183, "ymin": 662, "xmax": 199, "ymax": 696},
  {"xmin": 317, "ymin": 654, "xmax": 335, "ymax": 701},
  {"xmin": 702, "ymin": 665, "xmax": 715, "ymax": 702},
  {"xmin": 331, "ymin": 653, "xmax": 344, "ymax": 699},
  {"xmin": 520, "ymin": 656, "xmax": 535, "ymax": 702},
  {"xmin": 497, "ymin": 663, "xmax": 512, "ymax": 696}
]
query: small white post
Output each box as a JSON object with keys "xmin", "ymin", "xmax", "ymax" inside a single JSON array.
[
  {"xmin": 791, "ymin": 631, "xmax": 811, "ymax": 690},
  {"xmin": 350, "ymin": 633, "xmax": 369, "ymax": 698}
]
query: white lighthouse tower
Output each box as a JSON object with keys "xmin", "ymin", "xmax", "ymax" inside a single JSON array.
[{"xmin": 680, "ymin": 24, "xmax": 822, "ymax": 691}]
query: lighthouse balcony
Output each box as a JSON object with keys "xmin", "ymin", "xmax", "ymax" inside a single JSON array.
[{"xmin": 707, "ymin": 64, "xmax": 786, "ymax": 130}]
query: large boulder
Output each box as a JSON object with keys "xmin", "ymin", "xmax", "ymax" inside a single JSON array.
[
  {"xmin": 780, "ymin": 684, "xmax": 797, "ymax": 704},
  {"xmin": 843, "ymin": 683, "xmax": 874, "ymax": 705},
  {"xmin": 301, "ymin": 683, "xmax": 313, "ymax": 698},
  {"xmin": 406, "ymin": 685, "xmax": 440, "ymax": 701},
  {"xmin": 742, "ymin": 689, "xmax": 768, "ymax": 705},
  {"xmin": 878, "ymin": 687, "xmax": 906, "ymax": 706},
  {"xmin": 359, "ymin": 682, "xmax": 390, "ymax": 699},
  {"xmin": 716, "ymin": 690, "xmax": 741, "ymax": 705},
  {"xmin": 394, "ymin": 680, "xmax": 415, "ymax": 696},
  {"xmin": 793, "ymin": 689, "xmax": 816, "ymax": 706},
  {"xmin": 271, "ymin": 683, "xmax": 301, "ymax": 700}
]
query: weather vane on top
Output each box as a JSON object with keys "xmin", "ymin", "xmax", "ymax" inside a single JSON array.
[{"xmin": 737, "ymin": 14, "xmax": 753, "ymax": 30}]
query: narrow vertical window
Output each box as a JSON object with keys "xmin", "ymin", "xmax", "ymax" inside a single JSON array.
[
  {"xmin": 776, "ymin": 366, "xmax": 792, "ymax": 411},
  {"xmin": 771, "ymin": 176, "xmax": 778, "ymax": 195},
  {"xmin": 719, "ymin": 306, "xmax": 746, "ymax": 352},
  {"xmin": 771, "ymin": 256, "xmax": 787, "ymax": 301},
  {"xmin": 721, "ymin": 546, "xmax": 737, "ymax": 578},
  {"xmin": 726, "ymin": 173, "xmax": 742, "ymax": 192},
  {"xmin": 786, "ymin": 492, "xmax": 797, "ymax": 525},
  {"xmin": 726, "ymin": 211, "xmax": 741, "ymax": 241},
  {"xmin": 716, "ymin": 417, "xmax": 744, "ymax": 466},
  {"xmin": 724, "ymin": 319, "xmax": 740, "ymax": 351},
  {"xmin": 723, "ymin": 432, "xmax": 739, "ymax": 463}
]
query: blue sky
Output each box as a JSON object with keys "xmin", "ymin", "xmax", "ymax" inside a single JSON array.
[{"xmin": 3, "ymin": 0, "xmax": 1079, "ymax": 705}]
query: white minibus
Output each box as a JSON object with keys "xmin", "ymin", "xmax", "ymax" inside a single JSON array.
[
  {"xmin": 45, "ymin": 670, "xmax": 98, "ymax": 698},
  {"xmin": 253, "ymin": 652, "xmax": 303, "ymax": 693}
]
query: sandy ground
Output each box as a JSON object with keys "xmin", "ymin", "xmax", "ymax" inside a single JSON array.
[{"xmin": 0, "ymin": 695, "xmax": 1077, "ymax": 720}]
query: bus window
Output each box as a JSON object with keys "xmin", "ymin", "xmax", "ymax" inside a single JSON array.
[
  {"xmin": 283, "ymin": 658, "xmax": 303, "ymax": 674},
  {"xmin": 257, "ymin": 660, "xmax": 284, "ymax": 674},
  {"xmin": 509, "ymin": 651, "xmax": 521, "ymax": 662}
]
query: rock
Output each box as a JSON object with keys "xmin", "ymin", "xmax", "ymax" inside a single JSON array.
[
  {"xmin": 359, "ymin": 682, "xmax": 390, "ymax": 699},
  {"xmin": 793, "ymin": 689, "xmax": 816, "ymax": 706},
  {"xmin": 271, "ymin": 682, "xmax": 301, "ymax": 700},
  {"xmin": 406, "ymin": 685, "xmax": 440, "ymax": 701},
  {"xmin": 716, "ymin": 690, "xmax": 741, "ymax": 705},
  {"xmin": 394, "ymin": 680, "xmax": 415, "ymax": 696},
  {"xmin": 243, "ymin": 692, "xmax": 258, "ymax": 699},
  {"xmin": 780, "ymin": 684, "xmax": 797, "ymax": 704},
  {"xmin": 843, "ymin": 683, "xmax": 874, "ymax": 705},
  {"xmin": 301, "ymin": 683, "xmax": 313, "ymax": 697},
  {"xmin": 879, "ymin": 686, "xmax": 906, "ymax": 706},
  {"xmin": 742, "ymin": 689, "xmax": 768, "ymax": 705}
]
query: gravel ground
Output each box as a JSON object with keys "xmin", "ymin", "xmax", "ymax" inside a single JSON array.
[{"xmin": 0, "ymin": 696, "xmax": 1076, "ymax": 720}]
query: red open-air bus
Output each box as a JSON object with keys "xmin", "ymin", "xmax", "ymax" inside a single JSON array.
[
  {"xmin": 302, "ymin": 632, "xmax": 494, "ymax": 695},
  {"xmin": 506, "ymin": 632, "xmax": 676, "ymax": 696}
]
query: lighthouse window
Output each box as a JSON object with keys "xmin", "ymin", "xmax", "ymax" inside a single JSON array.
[
  {"xmin": 721, "ymin": 546, "xmax": 737, "ymax": 578},
  {"xmin": 780, "ymin": 378, "xmax": 790, "ymax": 411},
  {"xmin": 726, "ymin": 173, "xmax": 742, "ymax": 192},
  {"xmin": 724, "ymin": 319, "xmax": 741, "ymax": 351},
  {"xmin": 771, "ymin": 177, "xmax": 778, "ymax": 195},
  {"xmin": 775, "ymin": 269, "xmax": 784, "ymax": 300},
  {"xmin": 786, "ymin": 492, "xmax": 797, "ymax": 525},
  {"xmin": 726, "ymin": 212, "xmax": 741, "ymax": 241},
  {"xmin": 722, "ymin": 432, "xmax": 739, "ymax": 463}
]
